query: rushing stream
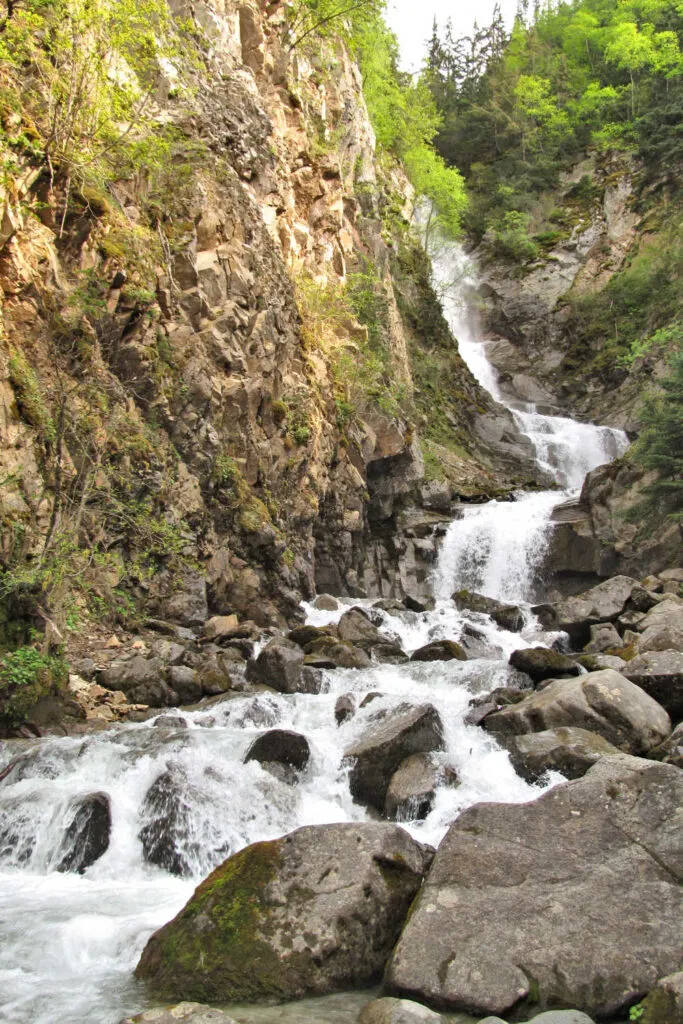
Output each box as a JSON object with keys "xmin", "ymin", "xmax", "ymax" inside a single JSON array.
[{"xmin": 0, "ymin": 237, "xmax": 629, "ymax": 1024}]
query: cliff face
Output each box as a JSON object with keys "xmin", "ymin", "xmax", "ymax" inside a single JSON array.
[{"xmin": 0, "ymin": 0, "xmax": 539, "ymax": 640}]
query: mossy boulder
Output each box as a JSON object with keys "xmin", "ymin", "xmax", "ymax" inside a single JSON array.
[
  {"xmin": 410, "ymin": 640, "xmax": 467, "ymax": 663},
  {"xmin": 509, "ymin": 647, "xmax": 580, "ymax": 683},
  {"xmin": 136, "ymin": 822, "xmax": 433, "ymax": 1003}
]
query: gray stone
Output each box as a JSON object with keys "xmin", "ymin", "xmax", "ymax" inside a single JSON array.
[
  {"xmin": 313, "ymin": 594, "xmax": 339, "ymax": 611},
  {"xmin": 121, "ymin": 1003, "xmax": 237, "ymax": 1024},
  {"xmin": 100, "ymin": 656, "xmax": 166, "ymax": 693},
  {"xmin": 385, "ymin": 755, "xmax": 683, "ymax": 1018},
  {"xmin": 575, "ymin": 653, "xmax": 626, "ymax": 672},
  {"xmin": 410, "ymin": 640, "xmax": 467, "ymax": 663},
  {"xmin": 649, "ymin": 721, "xmax": 683, "ymax": 768},
  {"xmin": 303, "ymin": 635, "xmax": 371, "ymax": 670},
  {"xmin": 335, "ymin": 694, "xmax": 355, "ymax": 726},
  {"xmin": 535, "ymin": 575, "xmax": 638, "ymax": 643},
  {"xmin": 485, "ymin": 669, "xmax": 671, "ymax": 754},
  {"xmin": 504, "ymin": 727, "xmax": 621, "ymax": 782},
  {"xmin": 623, "ymin": 651, "xmax": 683, "ymax": 720},
  {"xmin": 453, "ymin": 590, "xmax": 524, "ymax": 632},
  {"xmin": 55, "ymin": 792, "xmax": 111, "ymax": 874},
  {"xmin": 338, "ymin": 607, "xmax": 383, "ymax": 645},
  {"xmin": 196, "ymin": 653, "xmax": 233, "ymax": 696},
  {"xmin": 660, "ymin": 568, "xmax": 683, "ymax": 582},
  {"xmin": 509, "ymin": 647, "xmax": 580, "ymax": 683},
  {"xmin": 664, "ymin": 581, "xmax": 681, "ymax": 594},
  {"xmin": 527, "ymin": 1013, "xmax": 596, "ymax": 1024},
  {"xmin": 244, "ymin": 729, "xmax": 310, "ymax": 773},
  {"xmin": 137, "ymin": 822, "xmax": 433, "ymax": 1002},
  {"xmin": 247, "ymin": 637, "xmax": 304, "ymax": 694},
  {"xmin": 636, "ymin": 594, "xmax": 683, "ymax": 633},
  {"xmin": 584, "ymin": 622, "xmax": 622, "ymax": 653},
  {"xmin": 359, "ymin": 996, "xmax": 444, "ymax": 1023},
  {"xmin": 385, "ymin": 753, "xmax": 439, "ymax": 821},
  {"xmin": 641, "ymin": 970, "xmax": 683, "ymax": 1024},
  {"xmin": 345, "ymin": 704, "xmax": 445, "ymax": 813},
  {"xmin": 373, "ymin": 643, "xmax": 410, "ymax": 665},
  {"xmin": 167, "ymin": 666, "xmax": 203, "ymax": 704}
]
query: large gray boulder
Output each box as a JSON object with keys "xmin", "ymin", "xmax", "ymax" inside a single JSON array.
[
  {"xmin": 136, "ymin": 822, "xmax": 433, "ymax": 1002},
  {"xmin": 55, "ymin": 792, "xmax": 111, "ymax": 874},
  {"xmin": 247, "ymin": 637, "xmax": 304, "ymax": 693},
  {"xmin": 345, "ymin": 704, "xmax": 445, "ymax": 813},
  {"xmin": 509, "ymin": 648, "xmax": 580, "ymax": 683},
  {"xmin": 338, "ymin": 607, "xmax": 383, "ymax": 646},
  {"xmin": 359, "ymin": 997, "xmax": 444, "ymax": 1023},
  {"xmin": 503, "ymin": 726, "xmax": 621, "ymax": 782},
  {"xmin": 410, "ymin": 640, "xmax": 467, "ymax": 663},
  {"xmin": 385, "ymin": 753, "xmax": 440, "ymax": 821},
  {"xmin": 452, "ymin": 590, "xmax": 524, "ymax": 632},
  {"xmin": 535, "ymin": 575, "xmax": 637, "ymax": 643},
  {"xmin": 385, "ymin": 755, "xmax": 683, "ymax": 1018},
  {"xmin": 623, "ymin": 651, "xmax": 683, "ymax": 721},
  {"xmin": 484, "ymin": 669, "xmax": 671, "ymax": 754}
]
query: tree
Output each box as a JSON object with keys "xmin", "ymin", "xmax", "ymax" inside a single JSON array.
[{"xmin": 635, "ymin": 346, "xmax": 683, "ymax": 521}]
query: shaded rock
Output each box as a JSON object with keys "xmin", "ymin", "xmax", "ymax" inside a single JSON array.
[
  {"xmin": 196, "ymin": 652, "xmax": 233, "ymax": 696},
  {"xmin": 167, "ymin": 666, "xmax": 203, "ymax": 704},
  {"xmin": 335, "ymin": 694, "xmax": 355, "ymax": 726},
  {"xmin": 452, "ymin": 590, "xmax": 524, "ymax": 632},
  {"xmin": 649, "ymin": 721, "xmax": 683, "ymax": 768},
  {"xmin": 100, "ymin": 656, "xmax": 166, "ymax": 694},
  {"xmin": 403, "ymin": 595, "xmax": 436, "ymax": 613},
  {"xmin": 640, "ymin": 971, "xmax": 683, "ymax": 1024},
  {"xmin": 150, "ymin": 570, "xmax": 208, "ymax": 628},
  {"xmin": 247, "ymin": 637, "xmax": 304, "ymax": 694},
  {"xmin": 345, "ymin": 704, "xmax": 445, "ymax": 813},
  {"xmin": 373, "ymin": 599, "xmax": 406, "ymax": 613},
  {"xmin": 465, "ymin": 687, "xmax": 528, "ymax": 727},
  {"xmin": 121, "ymin": 1002, "xmax": 237, "ymax": 1023},
  {"xmin": 153, "ymin": 715, "xmax": 188, "ymax": 730},
  {"xmin": 384, "ymin": 755, "xmax": 683, "ymax": 1018},
  {"xmin": 304, "ymin": 635, "xmax": 371, "ymax": 670},
  {"xmin": 138, "ymin": 765, "xmax": 204, "ymax": 877},
  {"xmin": 373, "ymin": 643, "xmax": 409, "ymax": 665},
  {"xmin": 411, "ymin": 640, "xmax": 467, "ymax": 663},
  {"xmin": 504, "ymin": 727, "xmax": 621, "ymax": 782},
  {"xmin": 385, "ymin": 753, "xmax": 439, "ymax": 822},
  {"xmin": 244, "ymin": 730, "xmax": 310, "ymax": 773},
  {"xmin": 630, "ymin": 584, "xmax": 662, "ymax": 612},
  {"xmin": 359, "ymin": 996, "xmax": 444, "ymax": 1023},
  {"xmin": 136, "ymin": 822, "xmax": 433, "ymax": 1003},
  {"xmin": 623, "ymin": 651, "xmax": 683, "ymax": 721},
  {"xmin": 509, "ymin": 648, "xmax": 580, "ymax": 683},
  {"xmin": 575, "ymin": 653, "xmax": 626, "ymax": 672},
  {"xmin": 584, "ymin": 622, "xmax": 622, "ymax": 653},
  {"xmin": 535, "ymin": 575, "xmax": 638, "ymax": 643},
  {"xmin": 617, "ymin": 609, "xmax": 647, "ymax": 632},
  {"xmin": 313, "ymin": 594, "xmax": 339, "ymax": 611},
  {"xmin": 55, "ymin": 792, "xmax": 111, "ymax": 874},
  {"xmin": 150, "ymin": 640, "xmax": 186, "ymax": 665},
  {"xmin": 338, "ymin": 607, "xmax": 383, "ymax": 645},
  {"xmin": 203, "ymin": 615, "xmax": 239, "ymax": 639},
  {"xmin": 287, "ymin": 625, "xmax": 330, "ymax": 648}
]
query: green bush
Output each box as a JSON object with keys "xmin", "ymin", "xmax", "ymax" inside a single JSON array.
[{"xmin": 0, "ymin": 645, "xmax": 68, "ymax": 727}]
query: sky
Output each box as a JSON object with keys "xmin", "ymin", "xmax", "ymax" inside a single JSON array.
[{"xmin": 385, "ymin": 0, "xmax": 519, "ymax": 72}]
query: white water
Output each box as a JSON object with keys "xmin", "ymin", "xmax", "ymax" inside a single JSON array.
[{"xmin": 0, "ymin": 233, "xmax": 630, "ymax": 1024}]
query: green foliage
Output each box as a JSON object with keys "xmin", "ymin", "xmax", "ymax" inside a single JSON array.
[
  {"xmin": 633, "ymin": 345, "xmax": 683, "ymax": 520},
  {"xmin": 7, "ymin": 351, "xmax": 55, "ymax": 443},
  {"xmin": 628, "ymin": 1003, "xmax": 644, "ymax": 1022},
  {"xmin": 0, "ymin": 644, "xmax": 68, "ymax": 727},
  {"xmin": 490, "ymin": 210, "xmax": 540, "ymax": 263}
]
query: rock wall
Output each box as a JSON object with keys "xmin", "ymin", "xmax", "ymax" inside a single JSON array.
[{"xmin": 0, "ymin": 0, "xmax": 538, "ymax": 639}]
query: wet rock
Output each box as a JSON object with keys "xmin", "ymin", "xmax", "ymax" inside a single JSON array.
[
  {"xmin": 335, "ymin": 694, "xmax": 355, "ymax": 726},
  {"xmin": 121, "ymin": 1002, "xmax": 237, "ymax": 1023},
  {"xmin": 345, "ymin": 704, "xmax": 445, "ymax": 813},
  {"xmin": 138, "ymin": 765, "xmax": 200, "ymax": 877},
  {"xmin": 403, "ymin": 595, "xmax": 436, "ymax": 613},
  {"xmin": 385, "ymin": 754, "xmax": 439, "ymax": 822},
  {"xmin": 411, "ymin": 640, "xmax": 467, "ymax": 663},
  {"xmin": 640, "ymin": 971, "xmax": 683, "ymax": 1024},
  {"xmin": 373, "ymin": 643, "xmax": 409, "ymax": 665},
  {"xmin": 623, "ymin": 651, "xmax": 683, "ymax": 721},
  {"xmin": 384, "ymin": 755, "xmax": 683, "ymax": 1018},
  {"xmin": 196, "ymin": 652, "xmax": 234, "ymax": 696},
  {"xmin": 373, "ymin": 599, "xmax": 406, "ymax": 613},
  {"xmin": 303, "ymin": 635, "xmax": 371, "ymax": 670},
  {"xmin": 509, "ymin": 648, "xmax": 580, "ymax": 683},
  {"xmin": 287, "ymin": 625, "xmax": 331, "ymax": 647},
  {"xmin": 534, "ymin": 575, "xmax": 638, "ymax": 644},
  {"xmin": 504, "ymin": 727, "xmax": 621, "ymax": 782},
  {"xmin": 484, "ymin": 669, "xmax": 671, "ymax": 754},
  {"xmin": 630, "ymin": 584, "xmax": 662, "ymax": 612},
  {"xmin": 244, "ymin": 729, "xmax": 310, "ymax": 773},
  {"xmin": 153, "ymin": 715, "xmax": 188, "ymax": 730},
  {"xmin": 584, "ymin": 622, "xmax": 622, "ymax": 653},
  {"xmin": 247, "ymin": 637, "xmax": 304, "ymax": 694},
  {"xmin": 452, "ymin": 590, "xmax": 524, "ymax": 632},
  {"xmin": 313, "ymin": 594, "xmax": 339, "ymax": 611},
  {"xmin": 359, "ymin": 996, "xmax": 444, "ymax": 1023},
  {"xmin": 136, "ymin": 822, "xmax": 433, "ymax": 1002},
  {"xmin": 338, "ymin": 607, "xmax": 383, "ymax": 645},
  {"xmin": 465, "ymin": 687, "xmax": 529, "ymax": 727},
  {"xmin": 167, "ymin": 666, "xmax": 203, "ymax": 704},
  {"xmin": 55, "ymin": 792, "xmax": 111, "ymax": 873}
]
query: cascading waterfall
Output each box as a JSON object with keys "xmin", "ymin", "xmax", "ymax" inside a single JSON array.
[{"xmin": 0, "ymin": 231, "xmax": 630, "ymax": 1024}]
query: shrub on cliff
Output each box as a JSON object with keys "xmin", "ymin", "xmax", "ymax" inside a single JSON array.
[{"xmin": 634, "ymin": 345, "xmax": 683, "ymax": 521}]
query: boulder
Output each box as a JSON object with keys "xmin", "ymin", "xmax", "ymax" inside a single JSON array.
[
  {"xmin": 167, "ymin": 666, "xmax": 203, "ymax": 704},
  {"xmin": 660, "ymin": 568, "xmax": 683, "ymax": 582},
  {"xmin": 403, "ymin": 595, "xmax": 436, "ymax": 613},
  {"xmin": 649, "ymin": 721, "xmax": 683, "ymax": 768},
  {"xmin": 121, "ymin": 1003, "xmax": 237, "ymax": 1024},
  {"xmin": 623, "ymin": 651, "xmax": 683, "ymax": 721},
  {"xmin": 385, "ymin": 754, "xmax": 439, "ymax": 821},
  {"xmin": 196, "ymin": 653, "xmax": 233, "ymax": 696},
  {"xmin": 303, "ymin": 635, "xmax": 371, "ymax": 669},
  {"xmin": 503, "ymin": 727, "xmax": 621, "ymax": 782},
  {"xmin": 313, "ymin": 594, "xmax": 339, "ymax": 611},
  {"xmin": 584, "ymin": 622, "xmax": 622, "ymax": 653},
  {"xmin": 484, "ymin": 669, "xmax": 671, "ymax": 755},
  {"xmin": 640, "ymin": 971, "xmax": 683, "ymax": 1024},
  {"xmin": 576, "ymin": 653, "xmax": 626, "ymax": 672},
  {"xmin": 453, "ymin": 590, "xmax": 524, "ymax": 632},
  {"xmin": 384, "ymin": 755, "xmax": 683, "ymax": 1018},
  {"xmin": 247, "ymin": 637, "xmax": 304, "ymax": 694},
  {"xmin": 630, "ymin": 584, "xmax": 662, "ymax": 612},
  {"xmin": 338, "ymin": 607, "xmax": 383, "ymax": 645},
  {"xmin": 136, "ymin": 822, "xmax": 433, "ymax": 1003},
  {"xmin": 287, "ymin": 625, "xmax": 331, "ymax": 648},
  {"xmin": 373, "ymin": 643, "xmax": 410, "ymax": 665},
  {"xmin": 535, "ymin": 575, "xmax": 638, "ymax": 643},
  {"xmin": 244, "ymin": 729, "xmax": 310, "ymax": 776},
  {"xmin": 55, "ymin": 792, "xmax": 111, "ymax": 873},
  {"xmin": 100, "ymin": 656, "xmax": 167, "ymax": 695},
  {"xmin": 359, "ymin": 996, "xmax": 444, "ymax": 1024},
  {"xmin": 335, "ymin": 694, "xmax": 355, "ymax": 726},
  {"xmin": 203, "ymin": 615, "xmax": 239, "ymax": 639},
  {"xmin": 345, "ymin": 704, "xmax": 445, "ymax": 813},
  {"xmin": 410, "ymin": 640, "xmax": 467, "ymax": 663},
  {"xmin": 636, "ymin": 594, "xmax": 683, "ymax": 633},
  {"xmin": 509, "ymin": 648, "xmax": 580, "ymax": 683},
  {"xmin": 523, "ymin": 1014, "xmax": 596, "ymax": 1024},
  {"xmin": 636, "ymin": 624, "xmax": 683, "ymax": 654}
]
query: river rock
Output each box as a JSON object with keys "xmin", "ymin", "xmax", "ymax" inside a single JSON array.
[
  {"xmin": 452, "ymin": 590, "xmax": 524, "ymax": 631},
  {"xmin": 503, "ymin": 726, "xmax": 621, "ymax": 782},
  {"xmin": 244, "ymin": 729, "xmax": 310, "ymax": 777},
  {"xmin": 338, "ymin": 607, "xmax": 383, "ymax": 645},
  {"xmin": 55, "ymin": 792, "xmax": 111, "ymax": 873},
  {"xmin": 167, "ymin": 666, "xmax": 203, "ymax": 704},
  {"xmin": 304, "ymin": 635, "xmax": 371, "ymax": 669},
  {"xmin": 410, "ymin": 640, "xmax": 467, "ymax": 663},
  {"xmin": 359, "ymin": 996, "xmax": 444, "ymax": 1023},
  {"xmin": 523, "ymin": 1014, "xmax": 596, "ymax": 1024},
  {"xmin": 509, "ymin": 648, "xmax": 580, "ymax": 683},
  {"xmin": 640, "ymin": 971, "xmax": 683, "ymax": 1024},
  {"xmin": 203, "ymin": 615, "xmax": 239, "ymax": 639},
  {"xmin": 335, "ymin": 694, "xmax": 356, "ymax": 725},
  {"xmin": 287, "ymin": 625, "xmax": 331, "ymax": 647},
  {"xmin": 136, "ymin": 822, "xmax": 433, "ymax": 1002},
  {"xmin": 138, "ymin": 765, "xmax": 219, "ymax": 877},
  {"xmin": 372, "ymin": 642, "xmax": 409, "ymax": 665},
  {"xmin": 622, "ymin": 651, "xmax": 683, "ymax": 721},
  {"xmin": 385, "ymin": 753, "xmax": 439, "ymax": 821},
  {"xmin": 247, "ymin": 637, "xmax": 304, "ymax": 693},
  {"xmin": 403, "ymin": 595, "xmax": 436, "ymax": 613},
  {"xmin": 584, "ymin": 622, "xmax": 622, "ymax": 653},
  {"xmin": 99, "ymin": 656, "xmax": 170, "ymax": 706},
  {"xmin": 121, "ymin": 1003, "xmax": 237, "ymax": 1023},
  {"xmin": 535, "ymin": 575, "xmax": 638, "ymax": 643},
  {"xmin": 384, "ymin": 755, "xmax": 683, "ymax": 1018},
  {"xmin": 576, "ymin": 653, "xmax": 626, "ymax": 672},
  {"xmin": 196, "ymin": 652, "xmax": 234, "ymax": 696},
  {"xmin": 484, "ymin": 669, "xmax": 671, "ymax": 754},
  {"xmin": 649, "ymin": 721, "xmax": 683, "ymax": 768},
  {"xmin": 345, "ymin": 704, "xmax": 445, "ymax": 813},
  {"xmin": 313, "ymin": 594, "xmax": 339, "ymax": 611}
]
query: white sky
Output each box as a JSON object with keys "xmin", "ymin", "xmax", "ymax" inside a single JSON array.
[{"xmin": 385, "ymin": 0, "xmax": 519, "ymax": 72}]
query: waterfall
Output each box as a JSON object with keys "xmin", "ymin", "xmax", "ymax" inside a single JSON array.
[{"xmin": 0, "ymin": 231, "xmax": 631, "ymax": 1024}]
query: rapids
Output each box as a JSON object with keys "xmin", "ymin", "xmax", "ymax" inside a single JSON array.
[{"xmin": 0, "ymin": 234, "xmax": 629, "ymax": 1024}]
